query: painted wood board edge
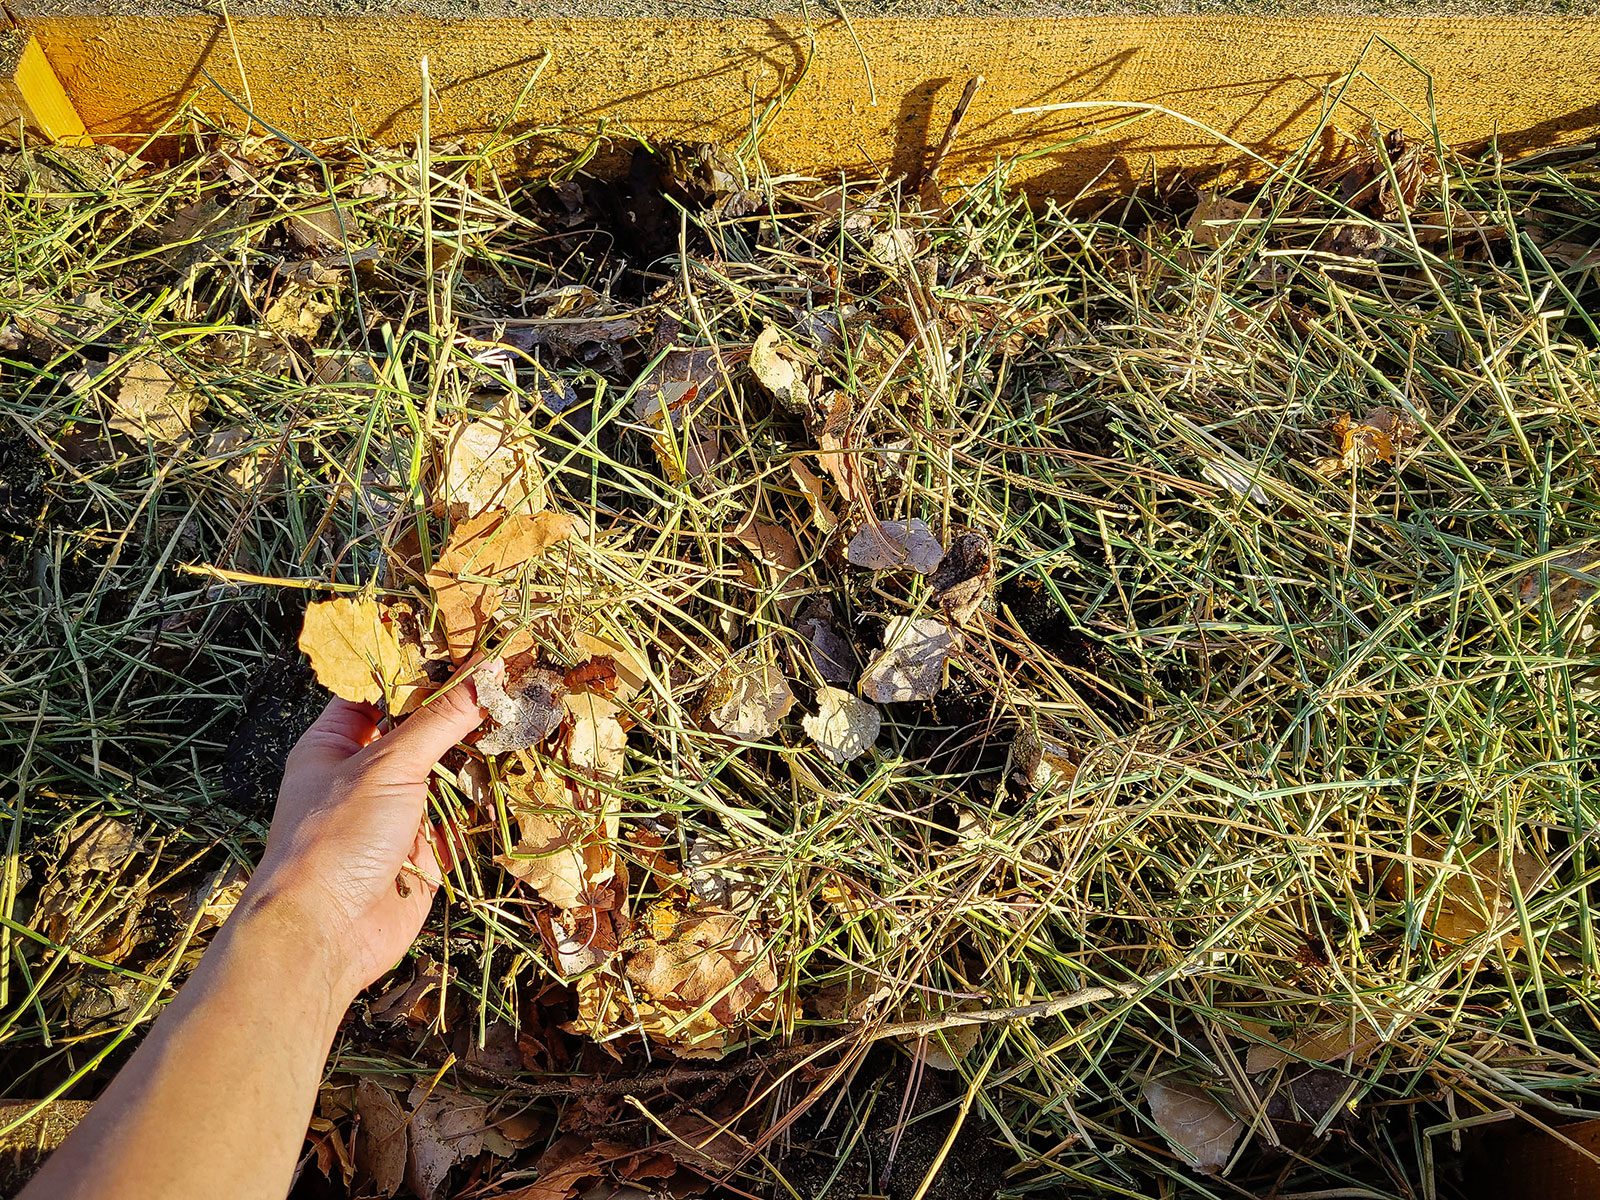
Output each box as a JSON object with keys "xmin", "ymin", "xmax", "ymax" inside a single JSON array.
[{"xmin": 1, "ymin": 30, "xmax": 89, "ymax": 145}]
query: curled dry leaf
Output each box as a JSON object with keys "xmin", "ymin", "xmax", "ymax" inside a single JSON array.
[
  {"xmin": 476, "ymin": 658, "xmax": 567, "ymax": 754},
  {"xmin": 1314, "ymin": 407, "xmax": 1420, "ymax": 477},
  {"xmin": 860, "ymin": 617, "xmax": 958, "ymax": 703},
  {"xmin": 1011, "ymin": 723, "xmax": 1077, "ymax": 791},
  {"xmin": 439, "ymin": 417, "xmax": 547, "ymax": 518},
  {"xmin": 749, "ymin": 324, "xmax": 812, "ymax": 412},
  {"xmin": 846, "ymin": 518, "xmax": 945, "ymax": 574},
  {"xmin": 625, "ymin": 912, "xmax": 780, "ymax": 1028},
  {"xmin": 789, "ymin": 458, "xmax": 839, "ymax": 532},
  {"xmin": 498, "ymin": 770, "xmax": 618, "ymax": 912},
  {"xmin": 929, "ymin": 531, "xmax": 994, "ymax": 626},
  {"xmin": 298, "ymin": 596, "xmax": 430, "ymax": 710},
  {"xmin": 1142, "ymin": 1078, "xmax": 1243, "ymax": 1175},
  {"xmin": 425, "ymin": 509, "xmax": 577, "ymax": 662},
  {"xmin": 502, "ymin": 1133, "xmax": 622, "ymax": 1200},
  {"xmin": 814, "ymin": 392, "xmax": 876, "ymax": 513},
  {"xmin": 634, "ymin": 347, "xmax": 722, "ymax": 425},
  {"xmin": 1200, "ymin": 458, "xmax": 1270, "ymax": 506},
  {"xmin": 912, "ymin": 1017, "xmax": 981, "ymax": 1072},
  {"xmin": 704, "ymin": 648, "xmax": 796, "ymax": 741},
  {"xmin": 571, "ymin": 630, "xmax": 649, "ymax": 700},
  {"xmin": 803, "ymin": 686, "xmax": 880, "ymax": 764},
  {"xmin": 794, "ymin": 596, "xmax": 857, "ymax": 685},
  {"xmin": 869, "ymin": 227, "xmax": 919, "ymax": 265},
  {"xmin": 353, "ymin": 1080, "xmax": 408, "ymax": 1199},
  {"xmin": 455, "ymin": 757, "xmax": 492, "ymax": 809}
]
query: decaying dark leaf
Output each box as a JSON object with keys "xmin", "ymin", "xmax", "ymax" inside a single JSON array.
[
  {"xmin": 353, "ymin": 1080, "xmax": 408, "ymax": 1198},
  {"xmin": 404, "ymin": 1084, "xmax": 486, "ymax": 1200},
  {"xmin": 794, "ymin": 596, "xmax": 857, "ymax": 685},
  {"xmin": 929, "ymin": 531, "xmax": 994, "ymax": 625}
]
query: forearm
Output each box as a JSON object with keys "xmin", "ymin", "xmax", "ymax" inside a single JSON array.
[{"xmin": 24, "ymin": 897, "xmax": 348, "ymax": 1200}]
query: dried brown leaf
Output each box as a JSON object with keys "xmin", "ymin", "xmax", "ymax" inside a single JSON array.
[
  {"xmin": 1142, "ymin": 1078, "xmax": 1242, "ymax": 1174},
  {"xmin": 732, "ymin": 516, "xmax": 804, "ymax": 615},
  {"xmin": 1382, "ymin": 835, "xmax": 1543, "ymax": 949},
  {"xmin": 789, "ymin": 459, "xmax": 839, "ymax": 532},
  {"xmin": 439, "ymin": 417, "xmax": 547, "ymax": 518},
  {"xmin": 846, "ymin": 518, "xmax": 944, "ymax": 574},
  {"xmin": 1515, "ymin": 550, "xmax": 1600, "ymax": 621},
  {"xmin": 1186, "ymin": 193, "xmax": 1256, "ymax": 250},
  {"xmin": 625, "ymin": 912, "xmax": 779, "ymax": 1028},
  {"xmin": 108, "ymin": 359, "xmax": 196, "ymax": 442},
  {"xmin": 353, "ymin": 1080, "xmax": 408, "ymax": 1198},
  {"xmin": 497, "ymin": 770, "xmax": 617, "ymax": 912},
  {"xmin": 1314, "ymin": 407, "xmax": 1420, "ymax": 477},
  {"xmin": 404, "ymin": 1084, "xmax": 486, "ymax": 1200},
  {"xmin": 704, "ymin": 649, "xmax": 796, "ymax": 741},
  {"xmin": 564, "ymin": 690, "xmax": 628, "ymax": 782},
  {"xmin": 424, "ymin": 510, "xmax": 577, "ymax": 662},
  {"xmin": 749, "ymin": 324, "xmax": 812, "ymax": 412}
]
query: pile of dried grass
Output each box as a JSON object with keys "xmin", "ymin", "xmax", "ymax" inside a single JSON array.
[{"xmin": 3, "ymin": 98, "xmax": 1600, "ymax": 1200}]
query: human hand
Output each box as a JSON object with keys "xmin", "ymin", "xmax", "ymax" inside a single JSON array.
[{"xmin": 241, "ymin": 677, "xmax": 485, "ymax": 1005}]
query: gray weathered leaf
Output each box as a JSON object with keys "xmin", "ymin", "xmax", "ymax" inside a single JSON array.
[
  {"xmin": 803, "ymin": 686, "xmax": 880, "ymax": 763},
  {"xmin": 847, "ymin": 519, "xmax": 944, "ymax": 574},
  {"xmin": 859, "ymin": 617, "xmax": 958, "ymax": 703}
]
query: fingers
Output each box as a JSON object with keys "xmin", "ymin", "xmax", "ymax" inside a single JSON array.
[
  {"xmin": 287, "ymin": 698, "xmax": 383, "ymax": 769},
  {"xmin": 358, "ymin": 675, "xmax": 484, "ymax": 785}
]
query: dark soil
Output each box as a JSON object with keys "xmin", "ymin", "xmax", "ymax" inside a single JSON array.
[
  {"xmin": 216, "ymin": 654, "xmax": 328, "ymax": 814},
  {"xmin": 781, "ymin": 1048, "xmax": 1004, "ymax": 1200}
]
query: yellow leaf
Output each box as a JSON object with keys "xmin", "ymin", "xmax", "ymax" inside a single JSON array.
[
  {"xmin": 298, "ymin": 597, "xmax": 428, "ymax": 708},
  {"xmin": 438, "ymin": 418, "xmax": 546, "ymax": 518}
]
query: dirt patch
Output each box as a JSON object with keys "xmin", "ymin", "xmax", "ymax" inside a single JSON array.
[
  {"xmin": 216, "ymin": 655, "xmax": 328, "ymax": 814},
  {"xmin": 784, "ymin": 1050, "xmax": 1004, "ymax": 1200}
]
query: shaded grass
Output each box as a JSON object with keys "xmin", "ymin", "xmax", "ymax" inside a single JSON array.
[{"xmin": 3, "ymin": 98, "xmax": 1600, "ymax": 1199}]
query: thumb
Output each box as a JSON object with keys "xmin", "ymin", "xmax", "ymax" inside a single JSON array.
[{"xmin": 360, "ymin": 677, "xmax": 485, "ymax": 785}]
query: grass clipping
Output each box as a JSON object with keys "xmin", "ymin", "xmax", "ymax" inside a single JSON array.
[{"xmin": 6, "ymin": 98, "xmax": 1600, "ymax": 1200}]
